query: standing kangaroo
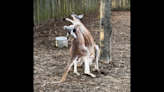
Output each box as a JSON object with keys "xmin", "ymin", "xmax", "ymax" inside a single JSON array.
[
  {"xmin": 52, "ymin": 19, "xmax": 96, "ymax": 83},
  {"xmin": 69, "ymin": 13, "xmax": 100, "ymax": 72}
]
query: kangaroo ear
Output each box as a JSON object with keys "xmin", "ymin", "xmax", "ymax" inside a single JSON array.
[
  {"xmin": 66, "ymin": 32, "xmax": 70, "ymax": 37},
  {"xmin": 63, "ymin": 26, "xmax": 67, "ymax": 30},
  {"xmin": 63, "ymin": 26, "xmax": 70, "ymax": 32},
  {"xmin": 70, "ymin": 31, "xmax": 77, "ymax": 38},
  {"xmin": 71, "ymin": 12, "xmax": 75, "ymax": 15},
  {"xmin": 78, "ymin": 14, "xmax": 84, "ymax": 19}
]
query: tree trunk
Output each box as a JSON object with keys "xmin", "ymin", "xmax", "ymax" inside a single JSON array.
[{"xmin": 99, "ymin": 0, "xmax": 112, "ymax": 64}]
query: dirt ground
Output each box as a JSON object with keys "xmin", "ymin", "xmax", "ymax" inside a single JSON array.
[{"xmin": 34, "ymin": 11, "xmax": 130, "ymax": 92}]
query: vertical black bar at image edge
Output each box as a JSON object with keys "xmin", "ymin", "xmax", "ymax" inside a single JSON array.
[
  {"xmin": 4, "ymin": 0, "xmax": 34, "ymax": 91},
  {"xmin": 1, "ymin": 0, "xmax": 33, "ymax": 91}
]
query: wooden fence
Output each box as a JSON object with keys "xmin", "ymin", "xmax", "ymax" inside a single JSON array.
[
  {"xmin": 33, "ymin": 0, "xmax": 130, "ymax": 25},
  {"xmin": 111, "ymin": 0, "xmax": 130, "ymax": 10}
]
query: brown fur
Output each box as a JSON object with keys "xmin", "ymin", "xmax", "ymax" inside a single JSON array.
[
  {"xmin": 56, "ymin": 28, "xmax": 89, "ymax": 83},
  {"xmin": 69, "ymin": 28, "xmax": 88, "ymax": 57},
  {"xmin": 71, "ymin": 14, "xmax": 100, "ymax": 75},
  {"xmin": 72, "ymin": 16, "xmax": 96, "ymax": 59},
  {"xmin": 52, "ymin": 15, "xmax": 100, "ymax": 83}
]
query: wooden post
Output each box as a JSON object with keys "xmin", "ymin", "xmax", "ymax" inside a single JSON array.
[{"xmin": 99, "ymin": 0, "xmax": 112, "ymax": 63}]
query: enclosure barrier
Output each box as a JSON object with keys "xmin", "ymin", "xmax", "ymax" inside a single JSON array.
[
  {"xmin": 33, "ymin": 0, "xmax": 130, "ymax": 25},
  {"xmin": 111, "ymin": 0, "xmax": 130, "ymax": 10}
]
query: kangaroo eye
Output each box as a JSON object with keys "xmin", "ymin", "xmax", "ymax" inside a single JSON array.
[{"xmin": 73, "ymin": 29, "xmax": 76, "ymax": 32}]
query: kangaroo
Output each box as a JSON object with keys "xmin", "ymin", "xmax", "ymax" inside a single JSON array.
[
  {"xmin": 52, "ymin": 19, "xmax": 95, "ymax": 83},
  {"xmin": 67, "ymin": 13, "xmax": 100, "ymax": 72}
]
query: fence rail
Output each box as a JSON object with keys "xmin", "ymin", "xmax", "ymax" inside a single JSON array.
[
  {"xmin": 111, "ymin": 0, "xmax": 130, "ymax": 10},
  {"xmin": 34, "ymin": 0, "xmax": 130, "ymax": 25}
]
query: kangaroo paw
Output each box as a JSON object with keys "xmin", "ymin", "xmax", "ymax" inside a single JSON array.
[
  {"xmin": 74, "ymin": 71, "xmax": 80, "ymax": 76},
  {"xmin": 84, "ymin": 72, "xmax": 96, "ymax": 77},
  {"xmin": 93, "ymin": 69, "xmax": 101, "ymax": 72},
  {"xmin": 88, "ymin": 73, "xmax": 96, "ymax": 77}
]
